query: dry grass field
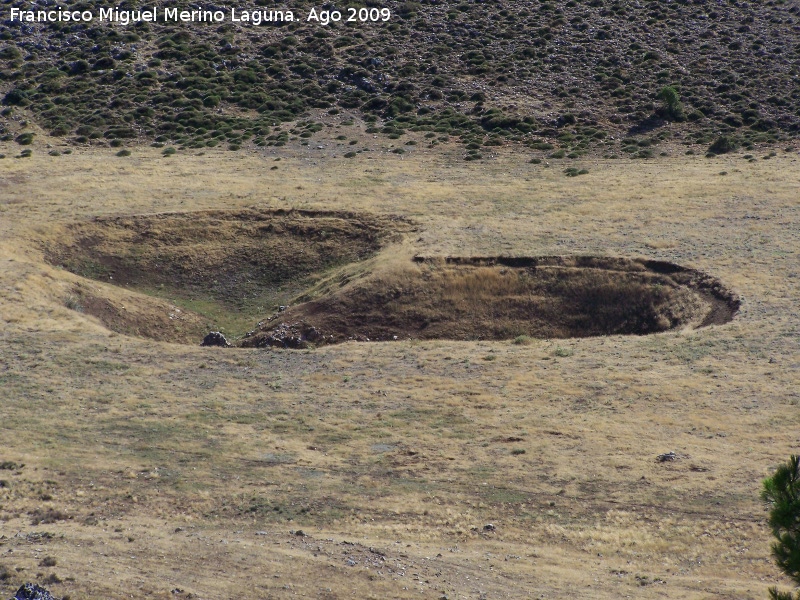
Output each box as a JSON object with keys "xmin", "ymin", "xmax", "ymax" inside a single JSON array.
[{"xmin": 1, "ymin": 140, "xmax": 799, "ymax": 599}]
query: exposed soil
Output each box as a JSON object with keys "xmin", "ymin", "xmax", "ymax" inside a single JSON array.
[
  {"xmin": 64, "ymin": 279, "xmax": 211, "ymax": 344},
  {"xmin": 42, "ymin": 211, "xmax": 739, "ymax": 346},
  {"xmin": 42, "ymin": 208, "xmax": 411, "ymax": 340},
  {"xmin": 242, "ymin": 255, "xmax": 740, "ymax": 347},
  {"xmin": 45, "ymin": 209, "xmax": 407, "ymax": 301}
]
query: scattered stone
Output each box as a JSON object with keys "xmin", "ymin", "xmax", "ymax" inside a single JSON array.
[
  {"xmin": 249, "ymin": 321, "xmax": 331, "ymax": 349},
  {"xmin": 200, "ymin": 331, "xmax": 230, "ymax": 347},
  {"xmin": 14, "ymin": 583, "xmax": 56, "ymax": 600},
  {"xmin": 657, "ymin": 451, "xmax": 678, "ymax": 462},
  {"xmin": 304, "ymin": 326, "xmax": 322, "ymax": 342}
]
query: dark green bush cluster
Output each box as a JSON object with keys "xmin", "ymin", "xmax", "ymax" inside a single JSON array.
[
  {"xmin": 564, "ymin": 167, "xmax": 589, "ymax": 177},
  {"xmin": 763, "ymin": 456, "xmax": 800, "ymax": 600},
  {"xmin": 708, "ymin": 135, "xmax": 738, "ymax": 155}
]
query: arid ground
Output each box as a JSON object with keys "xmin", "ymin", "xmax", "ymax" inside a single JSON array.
[{"xmin": 1, "ymin": 141, "xmax": 799, "ymax": 599}]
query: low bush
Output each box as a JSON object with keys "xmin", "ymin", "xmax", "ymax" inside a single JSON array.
[{"xmin": 708, "ymin": 135, "xmax": 737, "ymax": 155}]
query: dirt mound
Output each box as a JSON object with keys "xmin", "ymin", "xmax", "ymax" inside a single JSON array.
[
  {"xmin": 241, "ymin": 256, "xmax": 740, "ymax": 347},
  {"xmin": 63, "ymin": 279, "xmax": 211, "ymax": 344}
]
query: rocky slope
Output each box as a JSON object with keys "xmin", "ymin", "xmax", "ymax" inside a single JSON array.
[{"xmin": 1, "ymin": 0, "xmax": 798, "ymax": 157}]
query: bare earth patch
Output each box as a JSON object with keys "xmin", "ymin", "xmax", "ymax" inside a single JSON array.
[
  {"xmin": 245, "ymin": 255, "xmax": 738, "ymax": 347},
  {"xmin": 38, "ymin": 209, "xmax": 411, "ymax": 341}
]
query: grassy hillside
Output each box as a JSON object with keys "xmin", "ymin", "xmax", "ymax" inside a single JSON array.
[{"xmin": 1, "ymin": 0, "xmax": 799, "ymax": 159}]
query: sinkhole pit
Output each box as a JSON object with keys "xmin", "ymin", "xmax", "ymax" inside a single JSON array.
[{"xmin": 42, "ymin": 210, "xmax": 740, "ymax": 347}]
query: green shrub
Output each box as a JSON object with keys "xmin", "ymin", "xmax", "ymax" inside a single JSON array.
[
  {"xmin": 2, "ymin": 88, "xmax": 28, "ymax": 106},
  {"xmin": 0, "ymin": 46, "xmax": 21, "ymax": 60},
  {"xmin": 708, "ymin": 136, "xmax": 737, "ymax": 155},
  {"xmin": 15, "ymin": 132, "xmax": 34, "ymax": 145},
  {"xmin": 564, "ymin": 167, "xmax": 588, "ymax": 177},
  {"xmin": 657, "ymin": 86, "xmax": 685, "ymax": 121}
]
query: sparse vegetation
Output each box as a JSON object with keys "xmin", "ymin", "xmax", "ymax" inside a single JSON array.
[
  {"xmin": 63, "ymin": 295, "xmax": 83, "ymax": 313},
  {"xmin": 0, "ymin": 1, "xmax": 795, "ymax": 157},
  {"xmin": 29, "ymin": 508, "xmax": 70, "ymax": 526}
]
